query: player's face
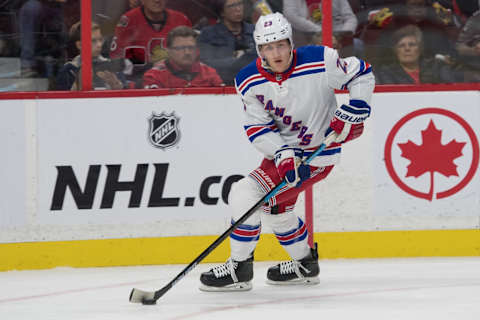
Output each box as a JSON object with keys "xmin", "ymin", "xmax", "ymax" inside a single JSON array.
[
  {"xmin": 91, "ymin": 29, "xmax": 104, "ymax": 58},
  {"xmin": 168, "ymin": 36, "xmax": 197, "ymax": 69},
  {"xmin": 222, "ymin": 0, "xmax": 244, "ymax": 23},
  {"xmin": 395, "ymin": 35, "xmax": 421, "ymax": 65},
  {"xmin": 142, "ymin": 0, "xmax": 166, "ymax": 14},
  {"xmin": 260, "ymin": 39, "xmax": 292, "ymax": 73}
]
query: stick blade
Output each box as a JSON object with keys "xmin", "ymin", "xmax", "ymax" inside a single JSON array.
[{"xmin": 129, "ymin": 288, "xmax": 157, "ymax": 305}]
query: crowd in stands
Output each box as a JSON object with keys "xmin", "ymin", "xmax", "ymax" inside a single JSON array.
[{"xmin": 0, "ymin": 0, "xmax": 479, "ymax": 91}]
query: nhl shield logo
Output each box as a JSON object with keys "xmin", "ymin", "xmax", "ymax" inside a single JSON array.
[{"xmin": 148, "ymin": 112, "xmax": 180, "ymax": 149}]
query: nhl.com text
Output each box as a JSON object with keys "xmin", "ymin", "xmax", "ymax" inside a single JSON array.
[{"xmin": 50, "ymin": 163, "xmax": 244, "ymax": 210}]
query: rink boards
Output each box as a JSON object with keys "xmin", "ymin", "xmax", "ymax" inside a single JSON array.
[{"xmin": 1, "ymin": 88, "xmax": 479, "ymax": 270}]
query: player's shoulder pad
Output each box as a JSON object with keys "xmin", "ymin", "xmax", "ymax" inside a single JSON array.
[
  {"xmin": 295, "ymin": 45, "xmax": 325, "ymax": 65},
  {"xmin": 235, "ymin": 59, "xmax": 262, "ymax": 94}
]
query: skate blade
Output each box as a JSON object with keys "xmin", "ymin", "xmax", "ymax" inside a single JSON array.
[
  {"xmin": 199, "ymin": 281, "xmax": 252, "ymax": 292},
  {"xmin": 266, "ymin": 276, "xmax": 320, "ymax": 286}
]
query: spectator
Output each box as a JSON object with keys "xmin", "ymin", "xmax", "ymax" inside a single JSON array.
[
  {"xmin": 110, "ymin": 0, "xmax": 192, "ymax": 64},
  {"xmin": 283, "ymin": 0, "xmax": 358, "ymax": 47},
  {"xmin": 366, "ymin": 0, "xmax": 458, "ymax": 66},
  {"xmin": 455, "ymin": 8, "xmax": 480, "ymax": 81},
  {"xmin": 375, "ymin": 24, "xmax": 461, "ymax": 84},
  {"xmin": 143, "ymin": 26, "xmax": 224, "ymax": 88},
  {"xmin": 197, "ymin": 0, "xmax": 256, "ymax": 85},
  {"xmin": 18, "ymin": 0, "xmax": 68, "ymax": 79},
  {"xmin": 456, "ymin": 9, "xmax": 480, "ymax": 57},
  {"xmin": 56, "ymin": 22, "xmax": 126, "ymax": 90}
]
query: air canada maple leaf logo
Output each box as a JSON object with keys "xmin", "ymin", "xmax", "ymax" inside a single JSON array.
[
  {"xmin": 384, "ymin": 108, "xmax": 479, "ymax": 201},
  {"xmin": 397, "ymin": 120, "xmax": 466, "ymax": 200}
]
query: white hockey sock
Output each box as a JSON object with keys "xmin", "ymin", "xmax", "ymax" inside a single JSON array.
[
  {"xmin": 265, "ymin": 213, "xmax": 310, "ymax": 260},
  {"xmin": 230, "ymin": 220, "xmax": 261, "ymax": 261},
  {"xmin": 228, "ymin": 177, "xmax": 264, "ymax": 261}
]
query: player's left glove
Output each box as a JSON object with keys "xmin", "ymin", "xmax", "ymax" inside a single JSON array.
[
  {"xmin": 274, "ymin": 147, "xmax": 311, "ymax": 188},
  {"xmin": 326, "ymin": 100, "xmax": 371, "ymax": 144}
]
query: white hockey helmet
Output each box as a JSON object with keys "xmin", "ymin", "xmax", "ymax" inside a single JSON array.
[{"xmin": 253, "ymin": 12, "xmax": 293, "ymax": 57}]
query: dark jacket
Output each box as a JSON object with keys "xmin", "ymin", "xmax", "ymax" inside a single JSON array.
[
  {"xmin": 197, "ymin": 21, "xmax": 257, "ymax": 85},
  {"xmin": 55, "ymin": 55, "xmax": 127, "ymax": 90},
  {"xmin": 375, "ymin": 58, "xmax": 462, "ymax": 84}
]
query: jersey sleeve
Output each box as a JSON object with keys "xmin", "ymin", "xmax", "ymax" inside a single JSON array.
[
  {"xmin": 143, "ymin": 69, "xmax": 164, "ymax": 89},
  {"xmin": 324, "ymin": 46, "xmax": 375, "ymax": 105},
  {"xmin": 110, "ymin": 15, "xmax": 132, "ymax": 59},
  {"xmin": 235, "ymin": 79, "xmax": 286, "ymax": 159}
]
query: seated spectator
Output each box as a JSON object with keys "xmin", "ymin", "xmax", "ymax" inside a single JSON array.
[
  {"xmin": 361, "ymin": 0, "xmax": 458, "ymax": 67},
  {"xmin": 197, "ymin": 0, "xmax": 256, "ymax": 86},
  {"xmin": 283, "ymin": 0, "xmax": 358, "ymax": 47},
  {"xmin": 18, "ymin": 0, "xmax": 68, "ymax": 79},
  {"xmin": 375, "ymin": 24, "xmax": 461, "ymax": 84},
  {"xmin": 455, "ymin": 9, "xmax": 480, "ymax": 81},
  {"xmin": 143, "ymin": 26, "xmax": 224, "ymax": 88},
  {"xmin": 56, "ymin": 22, "xmax": 127, "ymax": 90},
  {"xmin": 110, "ymin": 0, "xmax": 192, "ymax": 64},
  {"xmin": 456, "ymin": 9, "xmax": 480, "ymax": 57}
]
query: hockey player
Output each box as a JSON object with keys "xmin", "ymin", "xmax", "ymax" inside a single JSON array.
[{"xmin": 199, "ymin": 12, "xmax": 375, "ymax": 291}]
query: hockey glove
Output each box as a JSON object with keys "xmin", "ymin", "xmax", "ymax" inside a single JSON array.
[
  {"xmin": 274, "ymin": 147, "xmax": 311, "ymax": 188},
  {"xmin": 326, "ymin": 100, "xmax": 371, "ymax": 144}
]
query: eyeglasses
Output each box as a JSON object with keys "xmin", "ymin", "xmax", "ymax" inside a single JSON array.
[
  {"xmin": 169, "ymin": 45, "xmax": 196, "ymax": 52},
  {"xmin": 225, "ymin": 1, "xmax": 243, "ymax": 9}
]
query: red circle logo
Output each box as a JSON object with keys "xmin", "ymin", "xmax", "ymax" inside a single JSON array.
[{"xmin": 384, "ymin": 108, "xmax": 479, "ymax": 200}]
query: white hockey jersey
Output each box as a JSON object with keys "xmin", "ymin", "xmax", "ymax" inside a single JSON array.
[{"xmin": 234, "ymin": 45, "xmax": 375, "ymax": 167}]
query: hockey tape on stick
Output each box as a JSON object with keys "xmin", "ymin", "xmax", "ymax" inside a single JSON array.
[{"xmin": 129, "ymin": 134, "xmax": 337, "ymax": 305}]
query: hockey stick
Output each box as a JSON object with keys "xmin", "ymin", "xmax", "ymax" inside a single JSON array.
[{"xmin": 129, "ymin": 134, "xmax": 336, "ymax": 305}]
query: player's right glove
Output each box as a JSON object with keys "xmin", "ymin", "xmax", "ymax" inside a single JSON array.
[
  {"xmin": 274, "ymin": 146, "xmax": 311, "ymax": 188},
  {"xmin": 326, "ymin": 100, "xmax": 371, "ymax": 144}
]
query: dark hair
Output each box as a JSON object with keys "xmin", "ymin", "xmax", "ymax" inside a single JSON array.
[
  {"xmin": 211, "ymin": 0, "xmax": 227, "ymax": 17},
  {"xmin": 69, "ymin": 21, "xmax": 101, "ymax": 43},
  {"xmin": 166, "ymin": 26, "xmax": 198, "ymax": 47}
]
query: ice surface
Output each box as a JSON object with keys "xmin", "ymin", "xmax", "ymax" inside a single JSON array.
[{"xmin": 1, "ymin": 257, "xmax": 479, "ymax": 320}]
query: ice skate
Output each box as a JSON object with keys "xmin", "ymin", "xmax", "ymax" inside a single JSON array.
[
  {"xmin": 266, "ymin": 244, "xmax": 320, "ymax": 285},
  {"xmin": 199, "ymin": 255, "xmax": 253, "ymax": 292}
]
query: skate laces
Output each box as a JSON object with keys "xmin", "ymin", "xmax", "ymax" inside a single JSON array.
[
  {"xmin": 212, "ymin": 258, "xmax": 239, "ymax": 282},
  {"xmin": 278, "ymin": 260, "xmax": 309, "ymax": 278}
]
